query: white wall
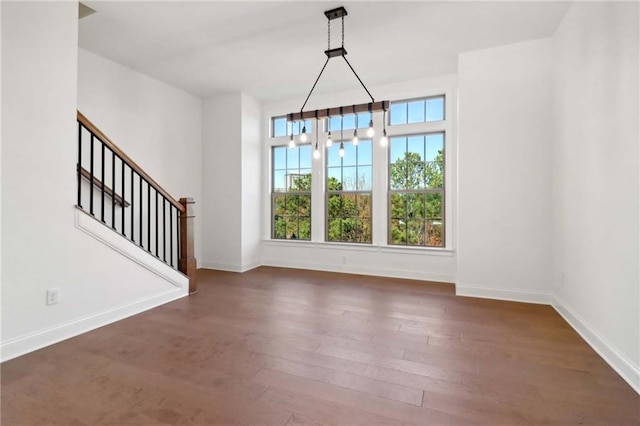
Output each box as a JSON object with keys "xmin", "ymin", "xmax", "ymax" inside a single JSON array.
[
  {"xmin": 77, "ymin": 49, "xmax": 203, "ymax": 261},
  {"xmin": 241, "ymin": 93, "xmax": 263, "ymax": 270},
  {"xmin": 457, "ymin": 38, "xmax": 553, "ymax": 303},
  {"xmin": 552, "ymin": 1, "xmax": 639, "ymax": 391},
  {"xmin": 201, "ymin": 92, "xmax": 263, "ymax": 272},
  {"xmin": 260, "ymin": 76, "xmax": 457, "ymax": 283},
  {"xmin": 1, "ymin": 2, "xmax": 186, "ymax": 362},
  {"xmin": 202, "ymin": 94, "xmax": 243, "ymax": 270}
]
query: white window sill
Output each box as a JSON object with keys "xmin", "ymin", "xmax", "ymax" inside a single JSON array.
[{"xmin": 262, "ymin": 239, "xmax": 455, "ymax": 256}]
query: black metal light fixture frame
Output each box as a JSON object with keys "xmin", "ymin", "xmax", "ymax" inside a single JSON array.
[{"xmin": 286, "ymin": 6, "xmax": 389, "ymax": 124}]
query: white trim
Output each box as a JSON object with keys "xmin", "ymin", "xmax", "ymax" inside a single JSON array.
[
  {"xmin": 75, "ymin": 208, "xmax": 187, "ymax": 288},
  {"xmin": 455, "ymin": 282, "xmax": 551, "ymax": 305},
  {"xmin": 552, "ymin": 295, "xmax": 640, "ymax": 394},
  {"xmin": 263, "ymin": 239, "xmax": 455, "ymax": 257},
  {"xmin": 262, "ymin": 258, "xmax": 455, "ymax": 283},
  {"xmin": 0, "ymin": 287, "xmax": 186, "ymax": 362},
  {"xmin": 200, "ymin": 261, "xmax": 244, "ymax": 273},
  {"xmin": 199, "ymin": 261, "xmax": 261, "ymax": 273}
]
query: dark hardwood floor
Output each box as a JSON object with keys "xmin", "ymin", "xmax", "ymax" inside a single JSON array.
[{"xmin": 2, "ymin": 267, "xmax": 638, "ymax": 425}]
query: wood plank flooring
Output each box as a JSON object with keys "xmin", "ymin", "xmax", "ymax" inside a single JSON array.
[{"xmin": 2, "ymin": 267, "xmax": 638, "ymax": 425}]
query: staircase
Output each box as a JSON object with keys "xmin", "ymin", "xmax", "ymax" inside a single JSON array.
[{"xmin": 76, "ymin": 111, "xmax": 197, "ymax": 293}]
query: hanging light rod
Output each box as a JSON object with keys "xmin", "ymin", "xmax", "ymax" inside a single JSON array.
[
  {"xmin": 286, "ymin": 6, "xmax": 388, "ymax": 126},
  {"xmin": 287, "ymin": 101, "xmax": 389, "ymax": 122}
]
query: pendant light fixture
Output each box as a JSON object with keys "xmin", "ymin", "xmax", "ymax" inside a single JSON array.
[
  {"xmin": 352, "ymin": 105, "xmax": 359, "ymax": 146},
  {"xmin": 286, "ymin": 6, "xmax": 389, "ymax": 159},
  {"xmin": 289, "ymin": 123, "xmax": 295, "ymax": 149},
  {"xmin": 380, "ymin": 109, "xmax": 388, "ymax": 147},
  {"xmin": 313, "ymin": 111, "xmax": 321, "ymax": 159},
  {"xmin": 339, "ymin": 108, "xmax": 345, "ymax": 158}
]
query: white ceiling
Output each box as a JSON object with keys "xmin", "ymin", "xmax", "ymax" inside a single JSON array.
[{"xmin": 79, "ymin": 1, "xmax": 571, "ymax": 103}]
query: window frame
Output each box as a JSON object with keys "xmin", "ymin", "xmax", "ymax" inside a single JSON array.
[
  {"xmin": 270, "ymin": 144, "xmax": 313, "ymax": 241},
  {"xmin": 263, "ymin": 77, "xmax": 456, "ymax": 252},
  {"xmin": 387, "ymin": 131, "xmax": 446, "ymax": 247},
  {"xmin": 325, "ymin": 138, "xmax": 374, "ymax": 244}
]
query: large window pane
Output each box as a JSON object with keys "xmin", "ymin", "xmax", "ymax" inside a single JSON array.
[
  {"xmin": 388, "ymin": 129, "xmax": 445, "ymax": 247},
  {"xmin": 326, "ymin": 138, "xmax": 372, "ymax": 243},
  {"xmin": 271, "ymin": 145, "xmax": 312, "ymax": 240}
]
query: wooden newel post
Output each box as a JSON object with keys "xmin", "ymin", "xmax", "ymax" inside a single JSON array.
[{"xmin": 179, "ymin": 197, "xmax": 197, "ymax": 294}]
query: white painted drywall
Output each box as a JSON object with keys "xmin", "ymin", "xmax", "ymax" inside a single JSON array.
[
  {"xmin": 241, "ymin": 93, "xmax": 262, "ymax": 271},
  {"xmin": 201, "ymin": 94, "xmax": 243, "ymax": 270},
  {"xmin": 457, "ymin": 38, "xmax": 553, "ymax": 302},
  {"xmin": 201, "ymin": 92, "xmax": 263, "ymax": 272},
  {"xmin": 552, "ymin": 1, "xmax": 639, "ymax": 387},
  {"xmin": 77, "ymin": 49, "xmax": 203, "ymax": 262},
  {"xmin": 1, "ymin": 2, "xmax": 187, "ymax": 362}
]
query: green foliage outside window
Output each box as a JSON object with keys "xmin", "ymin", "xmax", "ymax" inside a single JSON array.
[
  {"xmin": 326, "ymin": 141, "xmax": 373, "ymax": 243},
  {"xmin": 272, "ymin": 146, "xmax": 311, "ymax": 240},
  {"xmin": 389, "ymin": 138, "xmax": 444, "ymax": 247}
]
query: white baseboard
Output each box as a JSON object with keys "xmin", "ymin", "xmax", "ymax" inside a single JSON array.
[
  {"xmin": 0, "ymin": 209, "xmax": 190, "ymax": 363},
  {"xmin": 1, "ymin": 287, "xmax": 186, "ymax": 363},
  {"xmin": 552, "ymin": 295, "xmax": 640, "ymax": 394},
  {"xmin": 200, "ymin": 261, "xmax": 261, "ymax": 273},
  {"xmin": 262, "ymin": 258, "xmax": 455, "ymax": 283},
  {"xmin": 455, "ymin": 283, "xmax": 551, "ymax": 305},
  {"xmin": 75, "ymin": 208, "xmax": 188, "ymax": 288}
]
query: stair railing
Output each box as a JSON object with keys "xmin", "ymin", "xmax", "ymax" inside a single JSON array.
[{"xmin": 76, "ymin": 111, "xmax": 197, "ymax": 293}]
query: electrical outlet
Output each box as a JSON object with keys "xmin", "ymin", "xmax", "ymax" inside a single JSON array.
[{"xmin": 47, "ymin": 288, "xmax": 60, "ymax": 305}]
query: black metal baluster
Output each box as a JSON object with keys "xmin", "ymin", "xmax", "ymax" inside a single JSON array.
[
  {"xmin": 147, "ymin": 182, "xmax": 151, "ymax": 251},
  {"xmin": 100, "ymin": 142, "xmax": 105, "ymax": 222},
  {"xmin": 139, "ymin": 175, "xmax": 143, "ymax": 247},
  {"xmin": 121, "ymin": 160, "xmax": 126, "ymax": 237},
  {"xmin": 155, "ymin": 192, "xmax": 159, "ymax": 257},
  {"xmin": 77, "ymin": 123, "xmax": 82, "ymax": 208},
  {"xmin": 89, "ymin": 134, "xmax": 94, "ymax": 215},
  {"xmin": 131, "ymin": 168, "xmax": 134, "ymax": 242},
  {"xmin": 111, "ymin": 151, "xmax": 116, "ymax": 229},
  {"xmin": 163, "ymin": 198, "xmax": 167, "ymax": 262},
  {"xmin": 169, "ymin": 206, "xmax": 173, "ymax": 267},
  {"xmin": 176, "ymin": 207, "xmax": 181, "ymax": 267}
]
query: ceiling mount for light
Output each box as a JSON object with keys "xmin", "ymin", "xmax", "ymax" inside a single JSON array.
[{"xmin": 286, "ymin": 6, "xmax": 389, "ymax": 154}]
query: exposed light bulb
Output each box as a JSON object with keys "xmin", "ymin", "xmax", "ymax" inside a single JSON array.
[
  {"xmin": 300, "ymin": 126, "xmax": 308, "ymax": 142},
  {"xmin": 367, "ymin": 119, "xmax": 375, "ymax": 137},
  {"xmin": 352, "ymin": 129, "xmax": 359, "ymax": 146},
  {"xmin": 313, "ymin": 147, "xmax": 321, "ymax": 159},
  {"xmin": 288, "ymin": 135, "xmax": 295, "ymax": 149},
  {"xmin": 380, "ymin": 129, "xmax": 388, "ymax": 147},
  {"xmin": 339, "ymin": 142, "xmax": 345, "ymax": 158},
  {"xmin": 326, "ymin": 132, "xmax": 333, "ymax": 147}
]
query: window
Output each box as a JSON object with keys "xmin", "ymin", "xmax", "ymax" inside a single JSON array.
[
  {"xmin": 272, "ymin": 117, "xmax": 313, "ymax": 138},
  {"xmin": 267, "ymin": 88, "xmax": 451, "ymax": 249},
  {"xmin": 389, "ymin": 133, "xmax": 444, "ymax": 247},
  {"xmin": 327, "ymin": 112, "xmax": 372, "ymax": 132},
  {"xmin": 326, "ymin": 139, "xmax": 372, "ymax": 243},
  {"xmin": 389, "ymin": 96, "xmax": 445, "ymax": 125},
  {"xmin": 272, "ymin": 145, "xmax": 312, "ymax": 240}
]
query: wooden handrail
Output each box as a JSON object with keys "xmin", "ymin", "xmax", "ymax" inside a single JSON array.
[
  {"xmin": 77, "ymin": 111, "xmax": 185, "ymax": 214},
  {"xmin": 78, "ymin": 165, "xmax": 130, "ymax": 207}
]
